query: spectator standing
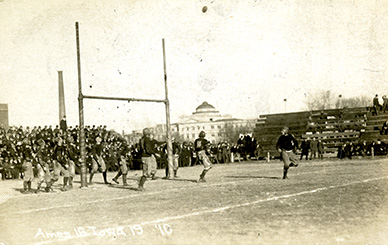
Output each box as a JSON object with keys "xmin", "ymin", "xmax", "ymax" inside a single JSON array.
[
  {"xmin": 381, "ymin": 120, "xmax": 388, "ymax": 135},
  {"xmin": 309, "ymin": 138, "xmax": 318, "ymax": 160},
  {"xmin": 60, "ymin": 116, "xmax": 67, "ymax": 132},
  {"xmin": 163, "ymin": 137, "xmax": 181, "ymax": 179},
  {"xmin": 372, "ymin": 94, "xmax": 381, "ymax": 116},
  {"xmin": 180, "ymin": 142, "xmax": 192, "ymax": 167},
  {"xmin": 382, "ymin": 95, "xmax": 388, "ymax": 113},
  {"xmin": 318, "ymin": 140, "xmax": 324, "ymax": 160},
  {"xmin": 344, "ymin": 142, "xmax": 353, "ymax": 159},
  {"xmin": 299, "ymin": 138, "xmax": 310, "ymax": 160}
]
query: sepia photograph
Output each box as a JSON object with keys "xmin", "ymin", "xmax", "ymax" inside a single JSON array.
[{"xmin": 1, "ymin": 0, "xmax": 388, "ymax": 244}]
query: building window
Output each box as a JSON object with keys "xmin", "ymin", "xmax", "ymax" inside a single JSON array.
[
  {"xmin": 218, "ymin": 125, "xmax": 221, "ymax": 129},
  {"xmin": 211, "ymin": 126, "xmax": 214, "ymax": 129},
  {"xmin": 192, "ymin": 134, "xmax": 195, "ymax": 138},
  {"xmin": 198, "ymin": 126, "xmax": 200, "ymax": 130},
  {"xmin": 187, "ymin": 134, "xmax": 189, "ymax": 139}
]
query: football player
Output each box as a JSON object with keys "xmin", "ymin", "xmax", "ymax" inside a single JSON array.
[{"xmin": 194, "ymin": 131, "xmax": 212, "ymax": 182}]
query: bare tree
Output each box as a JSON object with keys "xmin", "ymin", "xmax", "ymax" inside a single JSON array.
[
  {"xmin": 172, "ymin": 131, "xmax": 184, "ymax": 142},
  {"xmin": 220, "ymin": 122, "xmax": 251, "ymax": 143},
  {"xmin": 305, "ymin": 90, "xmax": 336, "ymax": 110},
  {"xmin": 156, "ymin": 131, "xmax": 184, "ymax": 142},
  {"xmin": 306, "ymin": 90, "xmax": 370, "ymax": 110},
  {"xmin": 336, "ymin": 95, "xmax": 370, "ymax": 108}
]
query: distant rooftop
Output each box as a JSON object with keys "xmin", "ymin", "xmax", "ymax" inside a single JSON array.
[
  {"xmin": 193, "ymin": 101, "xmax": 219, "ymax": 114},
  {"xmin": 0, "ymin": 104, "xmax": 8, "ymax": 110}
]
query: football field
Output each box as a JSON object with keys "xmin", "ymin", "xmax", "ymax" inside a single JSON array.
[{"xmin": 1, "ymin": 158, "xmax": 388, "ymax": 245}]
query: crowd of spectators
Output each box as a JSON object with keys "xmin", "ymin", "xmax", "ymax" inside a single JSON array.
[
  {"xmin": 2, "ymin": 120, "xmax": 386, "ymax": 181},
  {"xmin": 0, "ymin": 124, "xmax": 258, "ymax": 181},
  {"xmin": 0, "ymin": 125, "xmax": 129, "ymax": 180},
  {"xmin": 337, "ymin": 139, "xmax": 388, "ymax": 159}
]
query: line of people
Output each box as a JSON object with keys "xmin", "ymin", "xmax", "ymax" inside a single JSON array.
[
  {"xmin": 133, "ymin": 128, "xmax": 214, "ymax": 191},
  {"xmin": 299, "ymin": 138, "xmax": 325, "ymax": 160},
  {"xmin": 337, "ymin": 140, "xmax": 388, "ymax": 159},
  {"xmin": 0, "ymin": 123, "xmax": 222, "ymax": 192},
  {"xmin": 0, "ymin": 125, "xmax": 130, "ymax": 192},
  {"xmin": 371, "ymin": 94, "xmax": 388, "ymax": 116}
]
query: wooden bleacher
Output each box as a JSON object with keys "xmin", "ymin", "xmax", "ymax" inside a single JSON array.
[
  {"xmin": 254, "ymin": 111, "xmax": 311, "ymax": 158},
  {"xmin": 359, "ymin": 112, "xmax": 388, "ymax": 143},
  {"xmin": 253, "ymin": 107, "xmax": 378, "ymax": 158}
]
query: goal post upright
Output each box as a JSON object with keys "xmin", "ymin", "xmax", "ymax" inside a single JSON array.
[
  {"xmin": 75, "ymin": 23, "xmax": 173, "ymax": 188},
  {"xmin": 75, "ymin": 22, "xmax": 88, "ymax": 188},
  {"xmin": 162, "ymin": 39, "xmax": 173, "ymax": 176}
]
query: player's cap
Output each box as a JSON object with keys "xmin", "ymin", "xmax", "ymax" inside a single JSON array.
[
  {"xmin": 24, "ymin": 149, "xmax": 32, "ymax": 160},
  {"xmin": 143, "ymin": 128, "xmax": 151, "ymax": 136},
  {"xmin": 281, "ymin": 127, "xmax": 289, "ymax": 132},
  {"xmin": 96, "ymin": 136, "xmax": 102, "ymax": 143},
  {"xmin": 199, "ymin": 131, "xmax": 206, "ymax": 137}
]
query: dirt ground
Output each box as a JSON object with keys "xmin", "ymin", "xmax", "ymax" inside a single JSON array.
[{"xmin": 1, "ymin": 157, "xmax": 388, "ymax": 245}]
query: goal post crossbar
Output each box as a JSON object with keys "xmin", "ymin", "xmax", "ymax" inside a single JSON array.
[
  {"xmin": 75, "ymin": 21, "xmax": 173, "ymax": 188},
  {"xmin": 82, "ymin": 94, "xmax": 167, "ymax": 104}
]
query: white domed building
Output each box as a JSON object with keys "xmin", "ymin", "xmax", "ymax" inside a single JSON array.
[
  {"xmin": 126, "ymin": 101, "xmax": 257, "ymax": 145},
  {"xmin": 177, "ymin": 101, "xmax": 256, "ymax": 144},
  {"xmin": 180, "ymin": 101, "xmax": 231, "ymax": 123}
]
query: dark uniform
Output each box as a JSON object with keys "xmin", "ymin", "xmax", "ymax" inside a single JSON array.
[
  {"xmin": 194, "ymin": 131, "xmax": 212, "ymax": 182},
  {"xmin": 276, "ymin": 127, "xmax": 299, "ymax": 179},
  {"xmin": 138, "ymin": 128, "xmax": 160, "ymax": 191},
  {"xmin": 89, "ymin": 136, "xmax": 110, "ymax": 185},
  {"xmin": 52, "ymin": 138, "xmax": 71, "ymax": 191},
  {"xmin": 163, "ymin": 139, "xmax": 181, "ymax": 179},
  {"xmin": 112, "ymin": 153, "xmax": 129, "ymax": 186}
]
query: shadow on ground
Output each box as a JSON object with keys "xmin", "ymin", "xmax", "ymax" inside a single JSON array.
[
  {"xmin": 227, "ymin": 175, "xmax": 281, "ymax": 180},
  {"xmin": 107, "ymin": 185, "xmax": 139, "ymax": 191}
]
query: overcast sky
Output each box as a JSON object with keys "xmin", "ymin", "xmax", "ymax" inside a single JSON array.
[{"xmin": 1, "ymin": 0, "xmax": 388, "ymax": 133}]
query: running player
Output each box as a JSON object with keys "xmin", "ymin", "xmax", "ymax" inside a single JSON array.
[
  {"xmin": 112, "ymin": 152, "xmax": 129, "ymax": 186},
  {"xmin": 89, "ymin": 136, "xmax": 110, "ymax": 185},
  {"xmin": 137, "ymin": 128, "xmax": 160, "ymax": 191},
  {"xmin": 163, "ymin": 137, "xmax": 181, "ymax": 179},
  {"xmin": 194, "ymin": 131, "xmax": 212, "ymax": 182},
  {"xmin": 276, "ymin": 127, "xmax": 299, "ymax": 179},
  {"xmin": 21, "ymin": 150, "xmax": 34, "ymax": 193}
]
